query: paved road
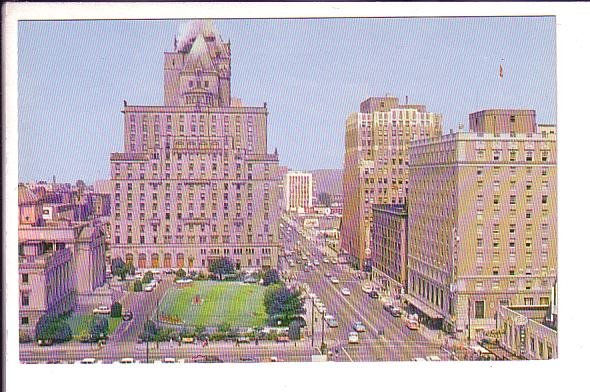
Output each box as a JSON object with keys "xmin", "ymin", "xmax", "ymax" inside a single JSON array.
[{"xmin": 281, "ymin": 217, "xmax": 449, "ymax": 362}]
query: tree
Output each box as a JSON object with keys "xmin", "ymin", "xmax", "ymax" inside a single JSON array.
[
  {"xmin": 90, "ymin": 315, "xmax": 109, "ymax": 339},
  {"xmin": 208, "ymin": 258, "xmax": 235, "ymax": 280},
  {"xmin": 110, "ymin": 301, "xmax": 122, "ymax": 318},
  {"xmin": 142, "ymin": 320, "xmax": 159, "ymax": 342},
  {"xmin": 317, "ymin": 192, "xmax": 332, "ymax": 207},
  {"xmin": 133, "ymin": 279, "xmax": 143, "ymax": 292},
  {"xmin": 111, "ymin": 257, "xmax": 128, "ymax": 281},
  {"xmin": 34, "ymin": 314, "xmax": 72, "ymax": 343},
  {"xmin": 142, "ymin": 271, "xmax": 154, "ymax": 284},
  {"xmin": 126, "ymin": 260, "xmax": 136, "ymax": 277},
  {"xmin": 262, "ymin": 268, "xmax": 281, "ymax": 286},
  {"xmin": 263, "ymin": 284, "xmax": 305, "ymax": 325},
  {"xmin": 175, "ymin": 268, "xmax": 187, "ymax": 279}
]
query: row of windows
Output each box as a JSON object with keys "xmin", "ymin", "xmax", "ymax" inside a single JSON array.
[
  {"xmin": 130, "ymin": 114, "xmax": 255, "ymax": 125},
  {"xmin": 113, "ymin": 234, "xmax": 274, "ymax": 245}
]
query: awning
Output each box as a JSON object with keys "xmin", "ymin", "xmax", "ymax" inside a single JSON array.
[{"xmin": 403, "ymin": 295, "xmax": 444, "ymax": 319}]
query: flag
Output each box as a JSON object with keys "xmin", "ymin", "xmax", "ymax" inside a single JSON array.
[{"xmin": 499, "ymin": 64, "xmax": 504, "ymax": 79}]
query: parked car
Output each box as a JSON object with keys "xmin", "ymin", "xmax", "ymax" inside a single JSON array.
[
  {"xmin": 341, "ymin": 287, "xmax": 351, "ymax": 296},
  {"xmin": 193, "ymin": 355, "xmax": 223, "ymax": 363},
  {"xmin": 330, "ymin": 277, "xmax": 339, "ymax": 284},
  {"xmin": 313, "ymin": 261, "xmax": 320, "ymax": 266},
  {"xmin": 37, "ymin": 339, "xmax": 53, "ymax": 346},
  {"xmin": 331, "ymin": 259, "xmax": 337, "ymax": 265},
  {"xmin": 353, "ymin": 322, "xmax": 366, "ymax": 333},
  {"xmin": 348, "ymin": 331, "xmax": 359, "ymax": 344},
  {"xmin": 324, "ymin": 272, "xmax": 331, "ymax": 278},
  {"xmin": 144, "ymin": 285, "xmax": 154, "ymax": 292},
  {"xmin": 276, "ymin": 336, "xmax": 290, "ymax": 343},
  {"xmin": 122, "ymin": 311, "xmax": 134, "ymax": 321},
  {"xmin": 93, "ymin": 305, "xmax": 111, "ymax": 315},
  {"xmin": 162, "ymin": 357, "xmax": 176, "ymax": 363},
  {"xmin": 426, "ymin": 355, "xmax": 442, "ymax": 361},
  {"xmin": 237, "ymin": 336, "xmax": 251, "ymax": 343},
  {"xmin": 411, "ymin": 357, "xmax": 426, "ymax": 362},
  {"xmin": 406, "ymin": 320, "xmax": 419, "ymax": 331},
  {"xmin": 243, "ymin": 276, "xmax": 258, "ymax": 284},
  {"xmin": 239, "ymin": 356, "xmax": 258, "ymax": 363},
  {"xmin": 181, "ymin": 337, "xmax": 195, "ymax": 344},
  {"xmin": 323, "ymin": 258, "xmax": 330, "ymax": 264},
  {"xmin": 368, "ymin": 291, "xmax": 379, "ymax": 299},
  {"xmin": 175, "ymin": 278, "xmax": 193, "ymax": 284},
  {"xmin": 117, "ymin": 358, "xmax": 135, "ymax": 364},
  {"xmin": 79, "ymin": 358, "xmax": 99, "ymax": 364}
]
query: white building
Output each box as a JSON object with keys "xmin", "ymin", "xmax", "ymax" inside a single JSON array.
[{"xmin": 284, "ymin": 171, "xmax": 313, "ymax": 214}]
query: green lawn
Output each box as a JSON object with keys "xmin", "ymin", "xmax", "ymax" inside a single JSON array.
[
  {"xmin": 157, "ymin": 281, "xmax": 267, "ymax": 328},
  {"xmin": 66, "ymin": 314, "xmax": 122, "ymax": 339}
]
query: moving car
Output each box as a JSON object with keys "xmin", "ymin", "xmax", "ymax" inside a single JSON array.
[
  {"xmin": 368, "ymin": 291, "xmax": 380, "ymax": 299},
  {"xmin": 175, "ymin": 278, "xmax": 193, "ymax": 284},
  {"xmin": 93, "ymin": 305, "xmax": 110, "ymax": 315},
  {"xmin": 383, "ymin": 305, "xmax": 403, "ymax": 317},
  {"xmin": 353, "ymin": 322, "xmax": 366, "ymax": 333},
  {"xmin": 243, "ymin": 276, "xmax": 258, "ymax": 284},
  {"xmin": 330, "ymin": 277, "xmax": 339, "ymax": 284},
  {"xmin": 313, "ymin": 261, "xmax": 320, "ymax": 266},
  {"xmin": 331, "ymin": 259, "xmax": 337, "ymax": 265},
  {"xmin": 361, "ymin": 285, "xmax": 373, "ymax": 294},
  {"xmin": 324, "ymin": 315, "xmax": 339, "ymax": 328},
  {"xmin": 411, "ymin": 357, "xmax": 426, "ymax": 362},
  {"xmin": 237, "ymin": 336, "xmax": 251, "ymax": 343},
  {"xmin": 348, "ymin": 331, "xmax": 359, "ymax": 344},
  {"xmin": 193, "ymin": 355, "xmax": 223, "ymax": 363},
  {"xmin": 340, "ymin": 287, "xmax": 351, "ymax": 296},
  {"xmin": 118, "ymin": 358, "xmax": 135, "ymax": 364},
  {"xmin": 163, "ymin": 357, "xmax": 177, "ymax": 363},
  {"xmin": 426, "ymin": 355, "xmax": 442, "ymax": 361},
  {"xmin": 37, "ymin": 339, "xmax": 53, "ymax": 346},
  {"xmin": 324, "ymin": 272, "xmax": 331, "ymax": 278},
  {"xmin": 239, "ymin": 356, "xmax": 258, "ymax": 363},
  {"xmin": 144, "ymin": 285, "xmax": 154, "ymax": 292},
  {"xmin": 276, "ymin": 336, "xmax": 290, "ymax": 343},
  {"xmin": 323, "ymin": 258, "xmax": 330, "ymax": 264},
  {"xmin": 80, "ymin": 358, "xmax": 99, "ymax": 364}
]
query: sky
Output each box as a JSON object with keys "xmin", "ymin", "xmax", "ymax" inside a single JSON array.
[{"xmin": 17, "ymin": 17, "xmax": 556, "ymax": 184}]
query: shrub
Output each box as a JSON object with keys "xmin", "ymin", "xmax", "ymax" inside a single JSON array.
[
  {"xmin": 110, "ymin": 301, "xmax": 122, "ymax": 318},
  {"xmin": 90, "ymin": 315, "xmax": 109, "ymax": 339},
  {"xmin": 209, "ymin": 332, "xmax": 227, "ymax": 341},
  {"xmin": 176, "ymin": 268, "xmax": 187, "ymax": 279},
  {"xmin": 262, "ymin": 269, "xmax": 281, "ymax": 286},
  {"xmin": 196, "ymin": 272, "xmax": 208, "ymax": 281},
  {"xmin": 217, "ymin": 322, "xmax": 231, "ymax": 333}
]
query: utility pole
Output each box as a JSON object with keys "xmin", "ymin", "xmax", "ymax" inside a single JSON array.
[
  {"xmin": 467, "ymin": 298, "xmax": 471, "ymax": 344},
  {"xmin": 311, "ymin": 298, "xmax": 315, "ymax": 347},
  {"xmin": 321, "ymin": 310, "xmax": 326, "ymax": 352}
]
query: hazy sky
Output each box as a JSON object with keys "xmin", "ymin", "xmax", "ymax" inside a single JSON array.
[{"xmin": 18, "ymin": 17, "xmax": 556, "ymax": 184}]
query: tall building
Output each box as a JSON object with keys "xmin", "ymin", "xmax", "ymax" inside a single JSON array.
[
  {"xmin": 283, "ymin": 171, "xmax": 313, "ymax": 214},
  {"xmin": 371, "ymin": 204, "xmax": 408, "ymax": 297},
  {"xmin": 109, "ymin": 21, "xmax": 282, "ymax": 272},
  {"xmin": 341, "ymin": 96, "xmax": 442, "ymax": 268},
  {"xmin": 406, "ymin": 109, "xmax": 557, "ymax": 339}
]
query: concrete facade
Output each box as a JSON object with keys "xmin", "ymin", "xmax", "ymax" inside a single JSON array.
[
  {"xmin": 341, "ymin": 96, "xmax": 442, "ymax": 268},
  {"xmin": 371, "ymin": 204, "xmax": 408, "ymax": 296},
  {"xmin": 109, "ymin": 21, "xmax": 281, "ymax": 272},
  {"xmin": 406, "ymin": 109, "xmax": 557, "ymax": 338},
  {"xmin": 283, "ymin": 171, "xmax": 313, "ymax": 213}
]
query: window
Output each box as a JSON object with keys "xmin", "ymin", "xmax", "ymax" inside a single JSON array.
[
  {"xmin": 524, "ymin": 297, "xmax": 534, "ymax": 305},
  {"xmin": 22, "ymin": 273, "xmax": 29, "ymax": 284},
  {"xmin": 474, "ymin": 300, "xmax": 485, "ymax": 319},
  {"xmin": 21, "ymin": 293, "xmax": 29, "ymax": 307},
  {"xmin": 21, "ymin": 316, "xmax": 29, "ymax": 325}
]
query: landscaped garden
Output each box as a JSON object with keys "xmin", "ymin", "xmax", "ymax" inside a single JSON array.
[{"xmin": 157, "ymin": 281, "xmax": 268, "ymax": 328}]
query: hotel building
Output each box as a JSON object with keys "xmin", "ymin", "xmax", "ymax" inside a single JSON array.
[
  {"xmin": 341, "ymin": 97, "xmax": 442, "ymax": 268},
  {"xmin": 109, "ymin": 21, "xmax": 282, "ymax": 272},
  {"xmin": 406, "ymin": 109, "xmax": 557, "ymax": 339},
  {"xmin": 283, "ymin": 171, "xmax": 313, "ymax": 214}
]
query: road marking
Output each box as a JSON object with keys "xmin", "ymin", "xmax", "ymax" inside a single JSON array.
[
  {"xmin": 341, "ymin": 346, "xmax": 353, "ymax": 362},
  {"xmin": 322, "ymin": 276, "xmax": 387, "ymax": 342}
]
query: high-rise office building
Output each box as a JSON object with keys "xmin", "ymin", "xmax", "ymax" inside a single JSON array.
[
  {"xmin": 283, "ymin": 171, "xmax": 313, "ymax": 214},
  {"xmin": 341, "ymin": 97, "xmax": 442, "ymax": 268},
  {"xmin": 109, "ymin": 21, "xmax": 282, "ymax": 272},
  {"xmin": 406, "ymin": 109, "xmax": 557, "ymax": 339}
]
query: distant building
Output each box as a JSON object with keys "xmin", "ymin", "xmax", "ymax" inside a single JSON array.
[
  {"xmin": 109, "ymin": 21, "xmax": 282, "ymax": 272},
  {"xmin": 406, "ymin": 109, "xmax": 557, "ymax": 337},
  {"xmin": 371, "ymin": 204, "xmax": 407, "ymax": 297},
  {"xmin": 283, "ymin": 171, "xmax": 313, "ymax": 214},
  {"xmin": 341, "ymin": 96, "xmax": 442, "ymax": 269}
]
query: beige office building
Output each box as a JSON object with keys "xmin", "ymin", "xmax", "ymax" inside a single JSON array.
[
  {"xmin": 283, "ymin": 171, "xmax": 313, "ymax": 213},
  {"xmin": 341, "ymin": 97, "xmax": 442, "ymax": 268},
  {"xmin": 406, "ymin": 109, "xmax": 557, "ymax": 340}
]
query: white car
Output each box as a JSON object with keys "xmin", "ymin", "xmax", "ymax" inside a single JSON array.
[
  {"xmin": 411, "ymin": 357, "xmax": 426, "ymax": 362},
  {"xmin": 175, "ymin": 278, "xmax": 193, "ymax": 284},
  {"xmin": 341, "ymin": 287, "xmax": 351, "ymax": 296},
  {"xmin": 144, "ymin": 285, "xmax": 154, "ymax": 292},
  {"xmin": 323, "ymin": 259, "xmax": 330, "ymax": 264},
  {"xmin": 93, "ymin": 305, "xmax": 110, "ymax": 315},
  {"xmin": 353, "ymin": 322, "xmax": 366, "ymax": 333},
  {"xmin": 361, "ymin": 285, "xmax": 374, "ymax": 294},
  {"xmin": 331, "ymin": 259, "xmax": 337, "ymax": 265},
  {"xmin": 426, "ymin": 355, "xmax": 442, "ymax": 361},
  {"xmin": 313, "ymin": 261, "xmax": 320, "ymax": 266},
  {"xmin": 330, "ymin": 277, "xmax": 339, "ymax": 284},
  {"xmin": 348, "ymin": 331, "xmax": 359, "ymax": 344}
]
